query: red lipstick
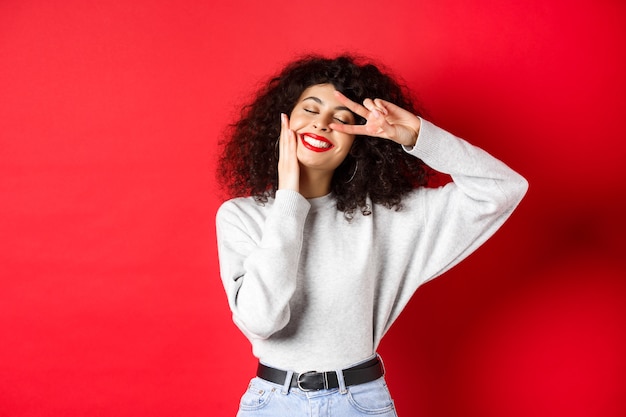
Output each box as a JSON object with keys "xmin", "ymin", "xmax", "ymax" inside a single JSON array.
[{"xmin": 300, "ymin": 133, "xmax": 334, "ymax": 153}]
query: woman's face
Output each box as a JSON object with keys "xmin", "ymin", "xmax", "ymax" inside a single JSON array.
[{"xmin": 289, "ymin": 83, "xmax": 356, "ymax": 173}]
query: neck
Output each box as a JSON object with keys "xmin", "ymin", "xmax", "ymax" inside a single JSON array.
[{"xmin": 298, "ymin": 167, "xmax": 333, "ymax": 199}]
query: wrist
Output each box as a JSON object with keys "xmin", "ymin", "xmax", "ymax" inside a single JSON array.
[{"xmin": 405, "ymin": 116, "xmax": 421, "ymax": 147}]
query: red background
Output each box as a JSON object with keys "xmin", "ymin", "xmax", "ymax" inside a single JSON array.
[{"xmin": 1, "ymin": 1, "xmax": 625, "ymax": 416}]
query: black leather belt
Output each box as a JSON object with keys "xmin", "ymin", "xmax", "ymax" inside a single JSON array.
[{"xmin": 257, "ymin": 356, "xmax": 384, "ymax": 391}]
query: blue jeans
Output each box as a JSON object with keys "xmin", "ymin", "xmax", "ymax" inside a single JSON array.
[{"xmin": 236, "ymin": 375, "xmax": 399, "ymax": 416}]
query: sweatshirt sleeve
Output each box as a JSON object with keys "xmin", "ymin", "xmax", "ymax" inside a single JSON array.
[
  {"xmin": 215, "ymin": 190, "xmax": 310, "ymax": 339},
  {"xmin": 403, "ymin": 118, "xmax": 529, "ymax": 283}
]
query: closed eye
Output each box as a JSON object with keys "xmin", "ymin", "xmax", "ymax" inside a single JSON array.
[{"xmin": 303, "ymin": 107, "xmax": 352, "ymax": 124}]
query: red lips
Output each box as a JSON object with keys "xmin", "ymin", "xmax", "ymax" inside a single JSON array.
[{"xmin": 300, "ymin": 133, "xmax": 334, "ymax": 153}]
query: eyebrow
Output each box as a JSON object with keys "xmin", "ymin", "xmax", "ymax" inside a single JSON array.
[{"xmin": 302, "ymin": 96, "xmax": 351, "ymax": 113}]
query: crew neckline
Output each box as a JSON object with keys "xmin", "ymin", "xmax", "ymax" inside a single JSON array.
[{"xmin": 307, "ymin": 193, "xmax": 335, "ymax": 211}]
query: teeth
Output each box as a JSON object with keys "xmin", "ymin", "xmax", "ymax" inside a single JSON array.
[{"xmin": 304, "ymin": 136, "xmax": 331, "ymax": 149}]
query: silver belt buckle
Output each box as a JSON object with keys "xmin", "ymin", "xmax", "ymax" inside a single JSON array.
[{"xmin": 297, "ymin": 370, "xmax": 328, "ymax": 391}]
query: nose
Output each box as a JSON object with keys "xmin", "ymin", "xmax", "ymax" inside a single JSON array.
[{"xmin": 312, "ymin": 115, "xmax": 331, "ymax": 131}]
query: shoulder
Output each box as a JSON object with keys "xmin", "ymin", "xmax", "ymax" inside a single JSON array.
[
  {"xmin": 218, "ymin": 196, "xmax": 268, "ymax": 212},
  {"xmin": 217, "ymin": 190, "xmax": 311, "ymax": 225},
  {"xmin": 216, "ymin": 195, "xmax": 272, "ymax": 225}
]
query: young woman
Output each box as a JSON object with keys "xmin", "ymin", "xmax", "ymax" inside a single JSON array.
[{"xmin": 216, "ymin": 55, "xmax": 528, "ymax": 416}]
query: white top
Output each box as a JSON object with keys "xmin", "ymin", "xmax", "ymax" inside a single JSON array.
[{"xmin": 216, "ymin": 119, "xmax": 528, "ymax": 373}]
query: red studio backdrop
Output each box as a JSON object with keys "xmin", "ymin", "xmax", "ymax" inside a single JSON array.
[{"xmin": 1, "ymin": 1, "xmax": 625, "ymax": 416}]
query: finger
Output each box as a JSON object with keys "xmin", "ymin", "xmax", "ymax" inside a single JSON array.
[
  {"xmin": 374, "ymin": 98, "xmax": 407, "ymax": 116},
  {"xmin": 279, "ymin": 113, "xmax": 294, "ymax": 157},
  {"xmin": 372, "ymin": 99, "xmax": 389, "ymax": 115},
  {"xmin": 328, "ymin": 122, "xmax": 369, "ymax": 136},
  {"xmin": 279, "ymin": 113, "xmax": 287, "ymax": 154},
  {"xmin": 280, "ymin": 114, "xmax": 294, "ymax": 142},
  {"xmin": 364, "ymin": 98, "xmax": 388, "ymax": 119},
  {"xmin": 333, "ymin": 90, "xmax": 369, "ymax": 119},
  {"xmin": 363, "ymin": 98, "xmax": 376, "ymax": 112},
  {"xmin": 280, "ymin": 112, "xmax": 290, "ymax": 134},
  {"xmin": 284, "ymin": 131, "xmax": 297, "ymax": 160}
]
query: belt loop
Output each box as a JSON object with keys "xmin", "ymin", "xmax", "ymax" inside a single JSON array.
[
  {"xmin": 281, "ymin": 370, "xmax": 293, "ymax": 395},
  {"xmin": 377, "ymin": 353, "xmax": 386, "ymax": 376},
  {"xmin": 335, "ymin": 368, "xmax": 348, "ymax": 395}
]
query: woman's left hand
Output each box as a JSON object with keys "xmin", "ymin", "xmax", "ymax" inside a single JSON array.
[{"xmin": 329, "ymin": 91, "xmax": 421, "ymax": 147}]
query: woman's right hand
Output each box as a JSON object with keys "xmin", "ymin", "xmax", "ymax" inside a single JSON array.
[{"xmin": 277, "ymin": 113, "xmax": 299, "ymax": 192}]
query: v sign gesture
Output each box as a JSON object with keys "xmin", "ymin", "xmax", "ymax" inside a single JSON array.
[{"xmin": 328, "ymin": 91, "xmax": 422, "ymax": 148}]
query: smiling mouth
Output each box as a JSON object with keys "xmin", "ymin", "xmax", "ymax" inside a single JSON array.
[{"xmin": 301, "ymin": 133, "xmax": 334, "ymax": 152}]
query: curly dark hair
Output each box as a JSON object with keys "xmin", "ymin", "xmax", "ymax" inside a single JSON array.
[{"xmin": 217, "ymin": 54, "xmax": 432, "ymax": 219}]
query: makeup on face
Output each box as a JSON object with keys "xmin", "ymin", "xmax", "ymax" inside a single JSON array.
[{"xmin": 289, "ymin": 84, "xmax": 356, "ymax": 172}]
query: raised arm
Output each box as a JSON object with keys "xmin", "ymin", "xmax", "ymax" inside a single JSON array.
[{"xmin": 401, "ymin": 119, "xmax": 529, "ymax": 286}]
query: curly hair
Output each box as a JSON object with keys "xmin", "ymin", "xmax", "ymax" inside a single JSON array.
[{"xmin": 217, "ymin": 54, "xmax": 432, "ymax": 219}]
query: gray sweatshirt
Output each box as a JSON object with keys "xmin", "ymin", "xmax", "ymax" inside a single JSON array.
[{"xmin": 216, "ymin": 119, "xmax": 528, "ymax": 373}]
